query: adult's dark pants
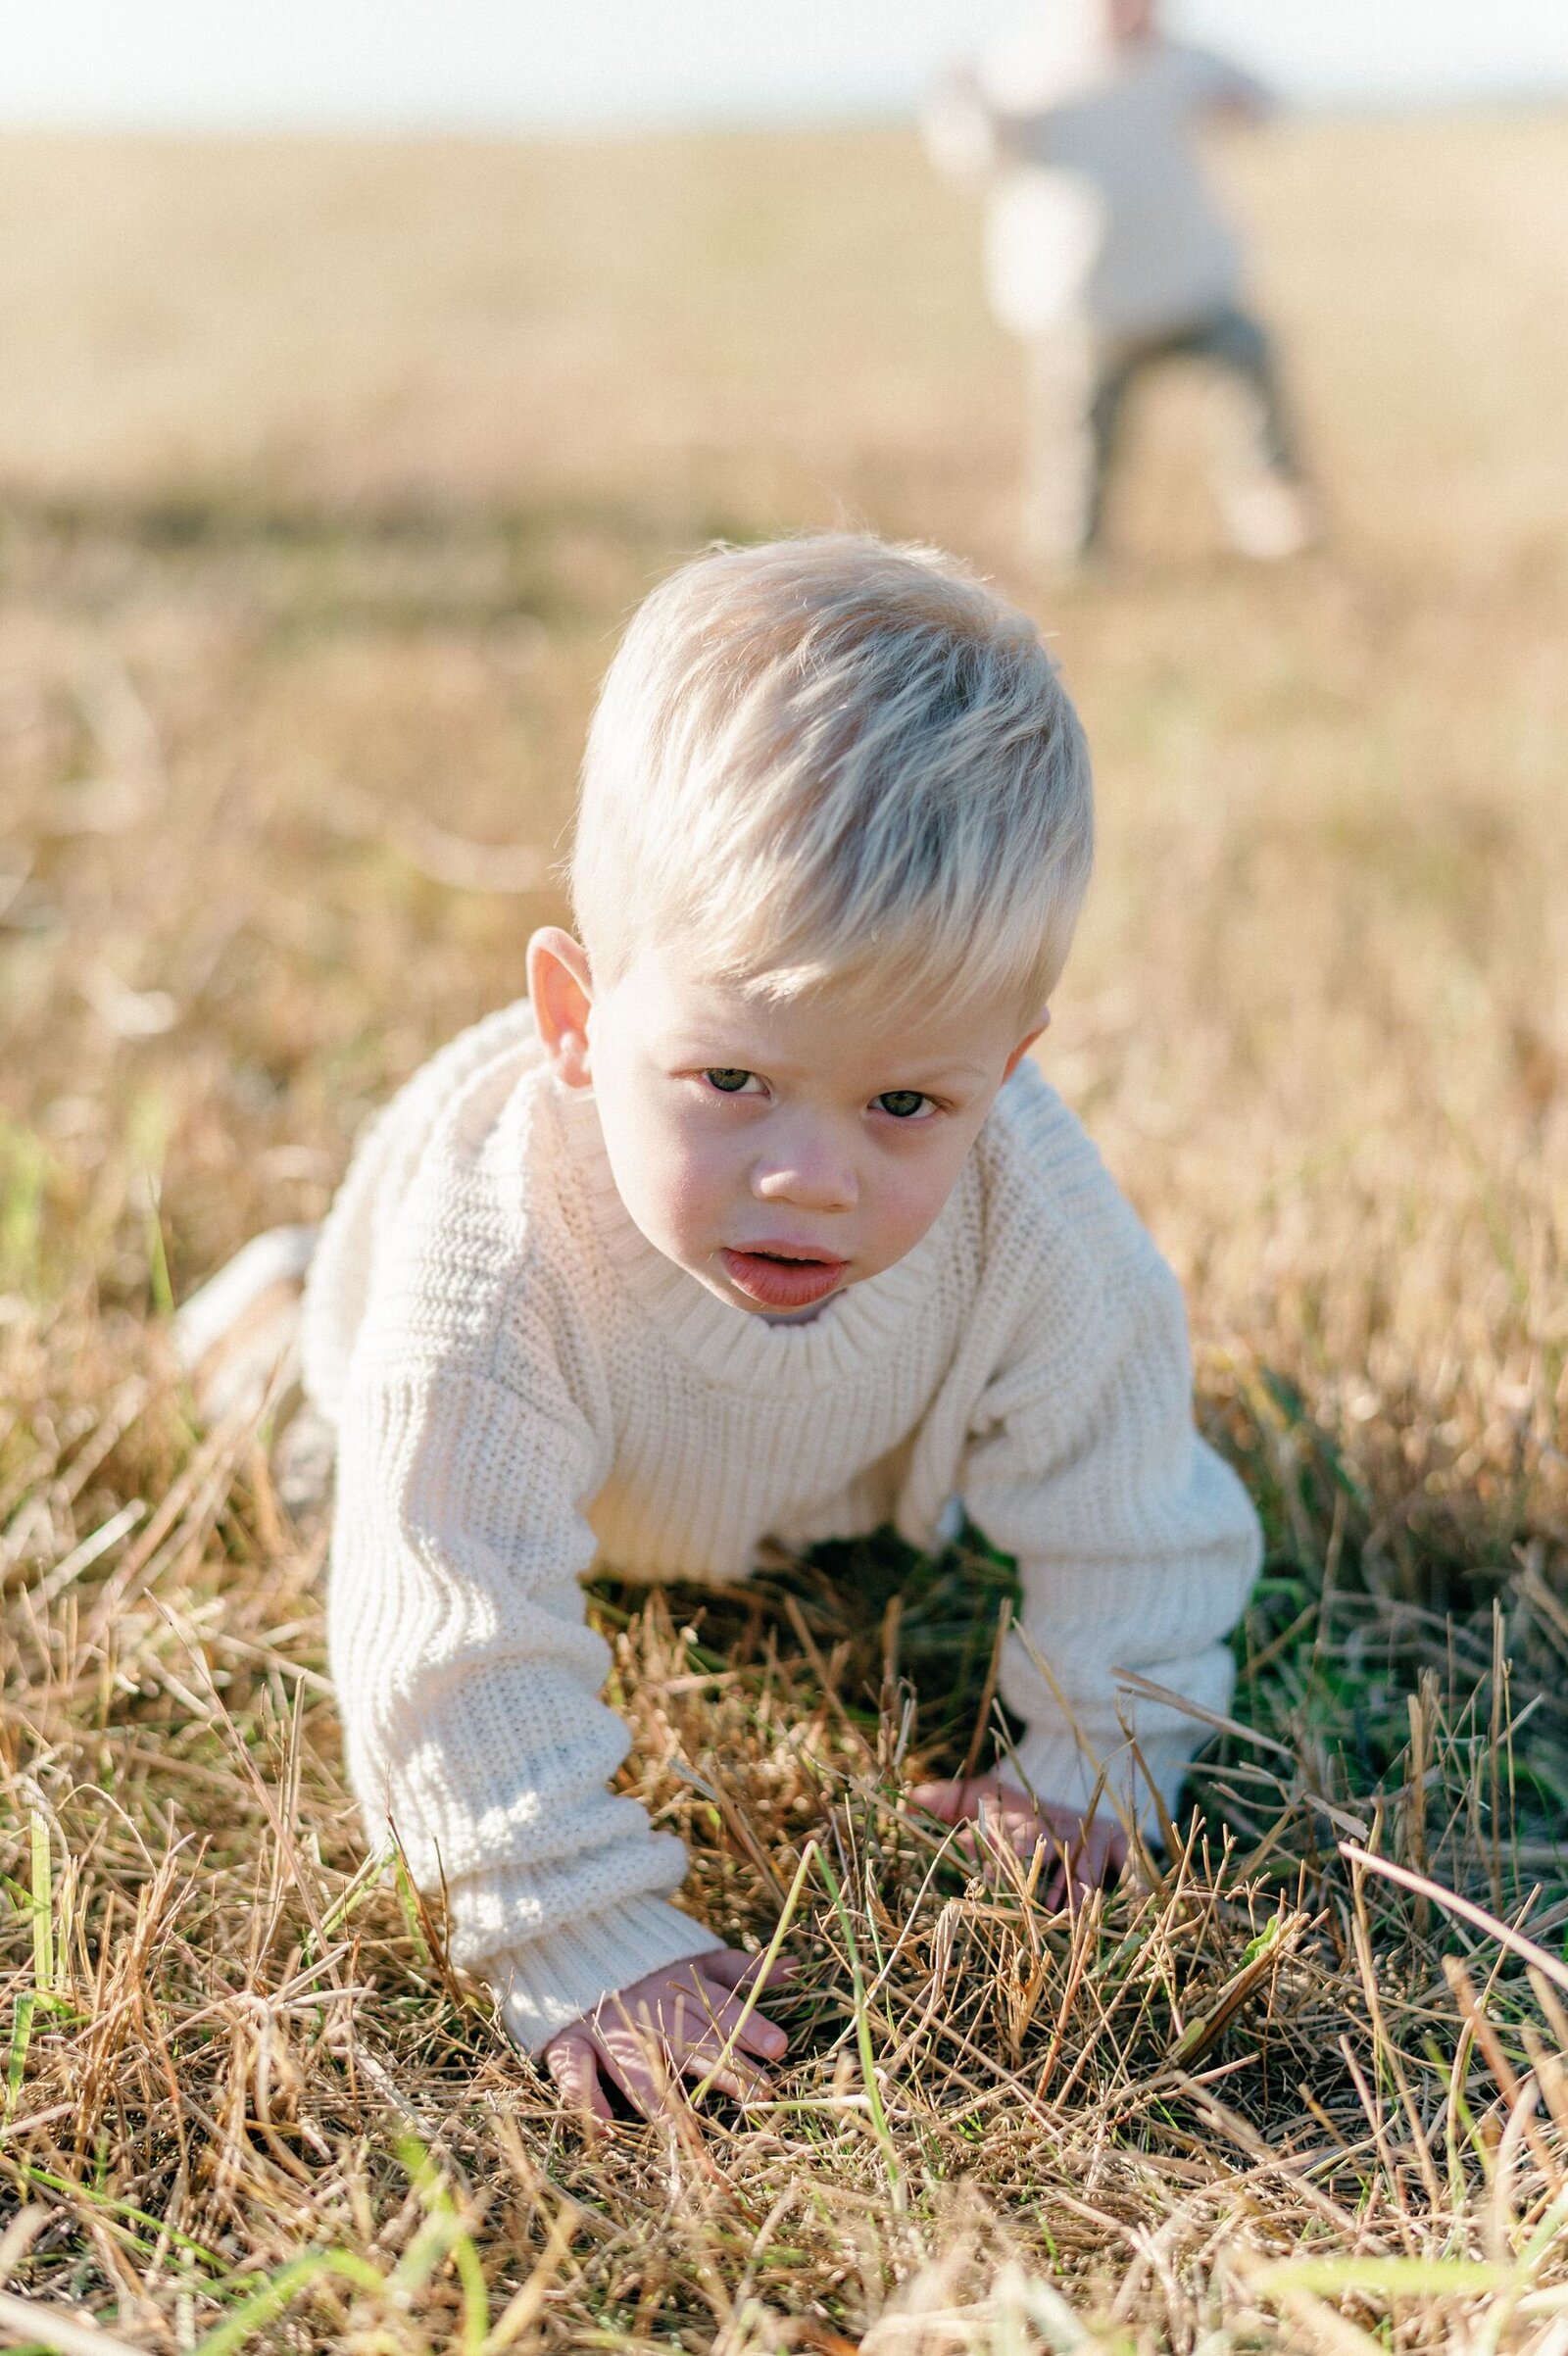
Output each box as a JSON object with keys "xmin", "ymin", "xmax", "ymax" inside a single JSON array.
[{"xmin": 1082, "ymin": 301, "xmax": 1300, "ymax": 551}]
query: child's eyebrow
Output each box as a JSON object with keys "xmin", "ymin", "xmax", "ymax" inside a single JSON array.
[
  {"xmin": 862, "ymin": 1055, "xmax": 997, "ymax": 1093},
  {"xmin": 653, "ymin": 1031, "xmax": 771, "ymax": 1066},
  {"xmin": 899, "ymin": 1057, "xmax": 993, "ymax": 1086},
  {"xmin": 656, "ymin": 1034, "xmax": 995, "ymax": 1092}
]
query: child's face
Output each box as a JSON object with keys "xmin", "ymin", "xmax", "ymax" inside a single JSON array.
[{"xmin": 530, "ymin": 932, "xmax": 1046, "ymax": 1319}]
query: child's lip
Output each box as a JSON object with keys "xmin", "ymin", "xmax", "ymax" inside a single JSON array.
[{"xmin": 720, "ymin": 1247, "xmax": 848, "ymax": 1310}]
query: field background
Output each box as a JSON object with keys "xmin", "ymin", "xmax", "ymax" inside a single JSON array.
[{"xmin": 2, "ymin": 112, "xmax": 1567, "ymax": 2353}]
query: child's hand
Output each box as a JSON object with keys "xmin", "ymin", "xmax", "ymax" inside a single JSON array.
[
  {"xmin": 908, "ymin": 1775, "xmax": 1127, "ymax": 1908},
  {"xmin": 543, "ymin": 1947, "xmax": 794, "ymax": 2124}
]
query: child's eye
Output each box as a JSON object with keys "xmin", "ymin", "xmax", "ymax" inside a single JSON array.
[
  {"xmin": 704, "ymin": 1068, "xmax": 760, "ymax": 1095},
  {"xmin": 875, "ymin": 1091, "xmax": 934, "ymax": 1120}
]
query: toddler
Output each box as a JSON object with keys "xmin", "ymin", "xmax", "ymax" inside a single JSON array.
[
  {"xmin": 924, "ymin": 0, "xmax": 1312, "ymax": 564},
  {"xmin": 187, "ymin": 536, "xmax": 1261, "ymax": 2119}
]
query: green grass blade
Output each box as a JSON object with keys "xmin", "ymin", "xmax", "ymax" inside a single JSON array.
[{"xmin": 814, "ymin": 1847, "xmax": 904, "ymax": 2208}]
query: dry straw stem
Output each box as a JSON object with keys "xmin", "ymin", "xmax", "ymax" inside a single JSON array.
[{"xmin": 2, "ymin": 106, "xmax": 1568, "ymax": 2356}]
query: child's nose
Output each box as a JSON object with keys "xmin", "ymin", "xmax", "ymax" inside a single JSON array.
[{"xmin": 752, "ymin": 1138, "xmax": 858, "ymax": 1214}]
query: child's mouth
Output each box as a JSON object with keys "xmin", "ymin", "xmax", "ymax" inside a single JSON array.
[{"xmin": 720, "ymin": 1246, "xmax": 848, "ymax": 1310}]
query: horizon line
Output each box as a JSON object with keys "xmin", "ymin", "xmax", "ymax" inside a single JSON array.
[{"xmin": 2, "ymin": 83, "xmax": 1566, "ymax": 142}]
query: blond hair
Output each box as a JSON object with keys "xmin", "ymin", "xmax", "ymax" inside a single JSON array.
[{"xmin": 571, "ymin": 535, "xmax": 1093, "ymax": 1020}]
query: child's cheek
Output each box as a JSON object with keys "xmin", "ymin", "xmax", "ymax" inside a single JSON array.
[
  {"xmin": 656, "ymin": 1107, "xmax": 739, "ymax": 1253},
  {"xmin": 872, "ymin": 1135, "xmax": 966, "ymax": 1264}
]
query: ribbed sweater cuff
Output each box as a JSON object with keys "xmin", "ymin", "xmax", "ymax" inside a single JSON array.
[
  {"xmin": 490, "ymin": 1895, "xmax": 723, "ymax": 2055},
  {"xmin": 1007, "ymin": 1726, "xmax": 1195, "ymax": 1842}
]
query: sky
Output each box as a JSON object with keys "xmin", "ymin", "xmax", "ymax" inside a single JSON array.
[{"xmin": 6, "ymin": 0, "xmax": 1568, "ymax": 134}]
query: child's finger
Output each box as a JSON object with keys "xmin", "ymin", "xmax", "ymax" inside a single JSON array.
[
  {"xmin": 589, "ymin": 2003, "xmax": 693, "ymax": 2118},
  {"xmin": 702, "ymin": 1946, "xmax": 799, "ymax": 1997},
  {"xmin": 692, "ymin": 1974, "xmax": 789, "ymax": 2063},
  {"xmin": 674, "ymin": 2002, "xmax": 777, "ymax": 2097},
  {"xmin": 595, "ymin": 2039, "xmax": 674, "ymax": 2121},
  {"xmin": 911, "ymin": 1776, "xmax": 1029, "ymax": 1832},
  {"xmin": 691, "ymin": 2061, "xmax": 771, "ymax": 2105},
  {"xmin": 682, "ymin": 2037, "xmax": 773, "ymax": 2104},
  {"xmin": 1081, "ymin": 1828, "xmax": 1114, "ymax": 1883},
  {"xmin": 907, "ymin": 1777, "xmax": 977, "ymax": 1821},
  {"xmin": 545, "ymin": 2031, "xmax": 613, "ymax": 2122},
  {"xmin": 599, "ymin": 2019, "xmax": 771, "ymax": 2115},
  {"xmin": 972, "ymin": 1792, "xmax": 1051, "ymax": 1863},
  {"xmin": 1100, "ymin": 1822, "xmax": 1130, "ymax": 1873}
]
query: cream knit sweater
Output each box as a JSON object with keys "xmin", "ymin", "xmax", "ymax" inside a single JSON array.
[{"xmin": 301, "ymin": 1001, "xmax": 1260, "ymax": 2051}]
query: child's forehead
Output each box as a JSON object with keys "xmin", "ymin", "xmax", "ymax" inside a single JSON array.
[{"xmin": 609, "ymin": 945, "xmax": 1031, "ymax": 1069}]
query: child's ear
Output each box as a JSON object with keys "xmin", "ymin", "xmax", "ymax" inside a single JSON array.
[
  {"xmin": 527, "ymin": 927, "xmax": 595, "ymax": 1088},
  {"xmin": 1003, "ymin": 1008, "xmax": 1051, "ymax": 1082}
]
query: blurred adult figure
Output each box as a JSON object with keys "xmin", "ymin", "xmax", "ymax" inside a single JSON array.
[{"xmin": 923, "ymin": 0, "xmax": 1313, "ymax": 566}]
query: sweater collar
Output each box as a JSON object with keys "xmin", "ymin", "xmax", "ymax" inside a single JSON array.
[{"xmin": 549, "ymin": 1078, "xmax": 952, "ymax": 1395}]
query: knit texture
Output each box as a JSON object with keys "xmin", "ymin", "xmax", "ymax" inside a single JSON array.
[{"xmin": 302, "ymin": 1001, "xmax": 1261, "ymax": 2051}]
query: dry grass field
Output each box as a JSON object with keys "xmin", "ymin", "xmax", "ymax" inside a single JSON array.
[{"xmin": 2, "ymin": 107, "xmax": 1567, "ymax": 2354}]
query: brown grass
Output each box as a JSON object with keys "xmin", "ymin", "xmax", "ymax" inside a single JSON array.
[{"xmin": 2, "ymin": 108, "xmax": 1567, "ymax": 2352}]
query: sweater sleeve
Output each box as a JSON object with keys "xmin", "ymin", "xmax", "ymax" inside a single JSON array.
[
  {"xmin": 959, "ymin": 1220, "xmax": 1261, "ymax": 1836},
  {"xmin": 328, "ymin": 1333, "xmax": 718, "ymax": 2053}
]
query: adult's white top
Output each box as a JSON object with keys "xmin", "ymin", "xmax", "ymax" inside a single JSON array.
[
  {"xmin": 301, "ymin": 1002, "xmax": 1261, "ymax": 2051},
  {"xmin": 987, "ymin": 35, "xmax": 1268, "ymax": 341}
]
